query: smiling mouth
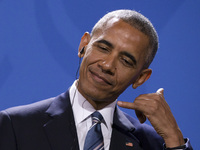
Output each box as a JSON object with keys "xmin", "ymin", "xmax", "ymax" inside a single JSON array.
[{"xmin": 89, "ymin": 70, "xmax": 112, "ymax": 86}]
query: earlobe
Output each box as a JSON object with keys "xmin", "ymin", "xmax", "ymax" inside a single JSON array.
[
  {"xmin": 78, "ymin": 32, "xmax": 91, "ymax": 58},
  {"xmin": 132, "ymin": 69, "xmax": 152, "ymax": 89}
]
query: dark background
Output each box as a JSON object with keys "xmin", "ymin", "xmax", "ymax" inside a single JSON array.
[{"xmin": 0, "ymin": 0, "xmax": 199, "ymax": 149}]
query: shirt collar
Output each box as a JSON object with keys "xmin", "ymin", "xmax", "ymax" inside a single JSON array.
[{"xmin": 69, "ymin": 80, "xmax": 116, "ymax": 130}]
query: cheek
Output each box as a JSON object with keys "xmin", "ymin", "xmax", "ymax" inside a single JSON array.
[
  {"xmin": 115, "ymin": 71, "xmax": 131, "ymax": 90},
  {"xmin": 116, "ymin": 70, "xmax": 139, "ymax": 88},
  {"xmin": 81, "ymin": 49, "xmax": 105, "ymax": 69},
  {"xmin": 79, "ymin": 50, "xmax": 100, "ymax": 78}
]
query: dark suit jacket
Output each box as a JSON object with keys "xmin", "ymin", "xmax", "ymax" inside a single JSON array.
[{"xmin": 0, "ymin": 90, "xmax": 191, "ymax": 150}]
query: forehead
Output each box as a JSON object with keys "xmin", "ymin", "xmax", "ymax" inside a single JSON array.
[{"xmin": 93, "ymin": 18, "xmax": 149, "ymax": 48}]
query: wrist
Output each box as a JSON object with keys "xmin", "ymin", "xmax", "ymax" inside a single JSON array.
[{"xmin": 164, "ymin": 128, "xmax": 185, "ymax": 148}]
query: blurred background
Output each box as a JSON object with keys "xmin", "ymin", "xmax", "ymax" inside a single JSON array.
[{"xmin": 0, "ymin": 0, "xmax": 199, "ymax": 149}]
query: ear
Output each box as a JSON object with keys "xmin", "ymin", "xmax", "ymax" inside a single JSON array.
[
  {"xmin": 78, "ymin": 32, "xmax": 91, "ymax": 58},
  {"xmin": 132, "ymin": 69, "xmax": 152, "ymax": 89}
]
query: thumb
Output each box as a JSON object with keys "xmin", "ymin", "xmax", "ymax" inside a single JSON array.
[{"xmin": 156, "ymin": 88, "xmax": 164, "ymax": 95}]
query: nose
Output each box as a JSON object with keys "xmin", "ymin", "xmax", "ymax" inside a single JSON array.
[{"xmin": 98, "ymin": 54, "xmax": 116, "ymax": 75}]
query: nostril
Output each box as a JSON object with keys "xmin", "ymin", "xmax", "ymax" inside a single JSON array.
[
  {"xmin": 102, "ymin": 69, "xmax": 114, "ymax": 76},
  {"xmin": 98, "ymin": 59, "xmax": 116, "ymax": 76}
]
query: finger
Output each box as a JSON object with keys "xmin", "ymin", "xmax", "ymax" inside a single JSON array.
[
  {"xmin": 117, "ymin": 101, "xmax": 147, "ymax": 124},
  {"xmin": 135, "ymin": 110, "xmax": 146, "ymax": 124},
  {"xmin": 118, "ymin": 99, "xmax": 157, "ymax": 112},
  {"xmin": 117, "ymin": 101, "xmax": 136, "ymax": 109},
  {"xmin": 156, "ymin": 88, "xmax": 164, "ymax": 95}
]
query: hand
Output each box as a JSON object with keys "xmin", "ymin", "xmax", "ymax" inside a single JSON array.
[{"xmin": 117, "ymin": 88, "xmax": 185, "ymax": 148}]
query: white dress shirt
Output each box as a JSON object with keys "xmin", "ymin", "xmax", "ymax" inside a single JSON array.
[{"xmin": 69, "ymin": 80, "xmax": 116, "ymax": 150}]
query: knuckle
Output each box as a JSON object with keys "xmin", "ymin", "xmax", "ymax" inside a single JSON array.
[{"xmin": 149, "ymin": 101, "xmax": 160, "ymax": 115}]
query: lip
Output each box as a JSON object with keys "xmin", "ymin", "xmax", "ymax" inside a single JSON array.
[{"xmin": 89, "ymin": 69, "xmax": 113, "ymax": 86}]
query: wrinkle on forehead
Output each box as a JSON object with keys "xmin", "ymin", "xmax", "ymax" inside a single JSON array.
[{"xmin": 104, "ymin": 19, "xmax": 149, "ymax": 50}]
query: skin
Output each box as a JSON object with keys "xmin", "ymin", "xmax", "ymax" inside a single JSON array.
[{"xmin": 77, "ymin": 18, "xmax": 184, "ymax": 148}]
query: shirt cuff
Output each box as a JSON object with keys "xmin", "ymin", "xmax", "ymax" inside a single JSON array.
[{"xmin": 164, "ymin": 138, "xmax": 191, "ymax": 150}]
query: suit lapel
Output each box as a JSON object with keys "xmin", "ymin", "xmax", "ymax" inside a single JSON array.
[
  {"xmin": 42, "ymin": 90, "xmax": 143, "ymax": 150},
  {"xmin": 43, "ymin": 91, "xmax": 79, "ymax": 150},
  {"xmin": 109, "ymin": 107, "xmax": 143, "ymax": 150}
]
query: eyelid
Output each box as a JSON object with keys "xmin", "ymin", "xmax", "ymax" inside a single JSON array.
[
  {"xmin": 99, "ymin": 45, "xmax": 108, "ymax": 50},
  {"xmin": 120, "ymin": 52, "xmax": 137, "ymax": 66},
  {"xmin": 97, "ymin": 43, "xmax": 110, "ymax": 51},
  {"xmin": 120, "ymin": 56, "xmax": 134, "ymax": 67}
]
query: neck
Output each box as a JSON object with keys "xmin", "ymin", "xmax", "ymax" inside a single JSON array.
[
  {"xmin": 86, "ymin": 98, "xmax": 115, "ymax": 110},
  {"xmin": 76, "ymin": 80, "xmax": 116, "ymax": 110}
]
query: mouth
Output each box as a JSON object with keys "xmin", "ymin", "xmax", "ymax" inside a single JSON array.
[{"xmin": 89, "ymin": 69, "xmax": 113, "ymax": 86}]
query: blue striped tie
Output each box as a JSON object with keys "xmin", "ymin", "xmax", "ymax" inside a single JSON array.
[{"xmin": 84, "ymin": 111, "xmax": 104, "ymax": 150}]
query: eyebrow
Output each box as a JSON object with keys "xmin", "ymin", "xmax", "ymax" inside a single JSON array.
[
  {"xmin": 120, "ymin": 51, "xmax": 137, "ymax": 66},
  {"xmin": 96, "ymin": 39, "xmax": 114, "ymax": 49}
]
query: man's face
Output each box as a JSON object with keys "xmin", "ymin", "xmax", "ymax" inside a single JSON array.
[{"xmin": 78, "ymin": 18, "xmax": 150, "ymax": 108}]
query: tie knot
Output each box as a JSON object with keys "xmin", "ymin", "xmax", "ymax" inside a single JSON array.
[{"xmin": 92, "ymin": 111, "xmax": 103, "ymax": 124}]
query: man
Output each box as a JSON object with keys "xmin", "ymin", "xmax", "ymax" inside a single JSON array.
[{"xmin": 0, "ymin": 10, "xmax": 192, "ymax": 150}]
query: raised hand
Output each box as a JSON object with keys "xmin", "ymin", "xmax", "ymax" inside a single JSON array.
[{"xmin": 117, "ymin": 88, "xmax": 185, "ymax": 148}]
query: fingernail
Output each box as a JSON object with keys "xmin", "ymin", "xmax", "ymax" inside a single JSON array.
[{"xmin": 117, "ymin": 101, "xmax": 123, "ymax": 105}]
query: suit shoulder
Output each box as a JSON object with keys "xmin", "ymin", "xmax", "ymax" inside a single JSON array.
[
  {"xmin": 0, "ymin": 97, "xmax": 59, "ymax": 132},
  {"xmin": 3, "ymin": 97, "xmax": 55, "ymax": 117}
]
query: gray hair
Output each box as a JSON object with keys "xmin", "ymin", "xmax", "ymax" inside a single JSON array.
[{"xmin": 91, "ymin": 9, "xmax": 158, "ymax": 68}]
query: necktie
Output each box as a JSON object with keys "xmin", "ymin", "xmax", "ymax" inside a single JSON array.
[{"xmin": 84, "ymin": 111, "xmax": 104, "ymax": 150}]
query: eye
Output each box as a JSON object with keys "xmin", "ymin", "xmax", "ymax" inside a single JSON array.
[
  {"xmin": 99, "ymin": 46, "xmax": 108, "ymax": 51},
  {"xmin": 120, "ymin": 57, "xmax": 134, "ymax": 67},
  {"xmin": 97, "ymin": 44, "xmax": 110, "ymax": 53}
]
